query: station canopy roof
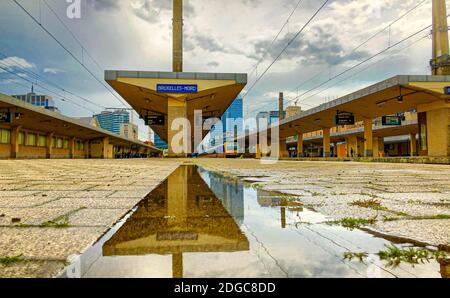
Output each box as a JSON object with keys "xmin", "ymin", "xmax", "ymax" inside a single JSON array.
[
  {"xmin": 263, "ymin": 75, "xmax": 450, "ymax": 138},
  {"xmin": 105, "ymin": 71, "xmax": 247, "ymax": 143},
  {"xmin": 0, "ymin": 93, "xmax": 157, "ymax": 150}
]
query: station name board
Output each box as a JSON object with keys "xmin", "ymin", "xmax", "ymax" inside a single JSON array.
[
  {"xmin": 382, "ymin": 116, "xmax": 402, "ymax": 126},
  {"xmin": 335, "ymin": 113, "xmax": 355, "ymax": 126},
  {"xmin": 157, "ymin": 84, "xmax": 198, "ymax": 93},
  {"xmin": 0, "ymin": 112, "xmax": 12, "ymax": 123},
  {"xmin": 145, "ymin": 115, "xmax": 165, "ymax": 126},
  {"xmin": 445, "ymin": 86, "xmax": 450, "ymax": 95}
]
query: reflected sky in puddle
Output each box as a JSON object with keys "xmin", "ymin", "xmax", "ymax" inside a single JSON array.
[{"xmin": 62, "ymin": 165, "xmax": 447, "ymax": 278}]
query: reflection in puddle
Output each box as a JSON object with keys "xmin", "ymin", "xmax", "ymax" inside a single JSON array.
[
  {"xmin": 103, "ymin": 165, "xmax": 249, "ymax": 278},
  {"xmin": 62, "ymin": 165, "xmax": 446, "ymax": 278}
]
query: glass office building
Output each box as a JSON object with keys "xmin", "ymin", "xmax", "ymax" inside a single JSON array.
[
  {"xmin": 154, "ymin": 133, "xmax": 168, "ymax": 150},
  {"xmin": 256, "ymin": 110, "xmax": 286, "ymax": 129},
  {"xmin": 94, "ymin": 110, "xmax": 130, "ymax": 135},
  {"xmin": 207, "ymin": 95, "xmax": 244, "ymax": 151},
  {"xmin": 221, "ymin": 95, "xmax": 243, "ymax": 133}
]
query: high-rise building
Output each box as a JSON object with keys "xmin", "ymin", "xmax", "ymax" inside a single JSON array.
[
  {"xmin": 256, "ymin": 111, "xmax": 285, "ymax": 129},
  {"xmin": 94, "ymin": 110, "xmax": 130, "ymax": 135},
  {"xmin": 154, "ymin": 133, "xmax": 168, "ymax": 150},
  {"xmin": 206, "ymin": 96, "xmax": 243, "ymax": 151},
  {"xmin": 12, "ymin": 91, "xmax": 60, "ymax": 113},
  {"xmin": 221, "ymin": 95, "xmax": 243, "ymax": 134}
]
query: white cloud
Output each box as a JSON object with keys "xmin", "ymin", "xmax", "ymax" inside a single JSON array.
[
  {"xmin": 0, "ymin": 0, "xmax": 440, "ymax": 120},
  {"xmin": 43, "ymin": 68, "xmax": 64, "ymax": 74},
  {"xmin": 0, "ymin": 56, "xmax": 34, "ymax": 70}
]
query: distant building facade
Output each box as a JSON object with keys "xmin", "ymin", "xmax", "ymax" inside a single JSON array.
[
  {"xmin": 256, "ymin": 111, "xmax": 286, "ymax": 129},
  {"xmin": 76, "ymin": 117, "xmax": 100, "ymax": 128},
  {"xmin": 286, "ymin": 106, "xmax": 302, "ymax": 119},
  {"xmin": 94, "ymin": 110, "xmax": 130, "ymax": 135},
  {"xmin": 120, "ymin": 123, "xmax": 138, "ymax": 141},
  {"xmin": 12, "ymin": 92, "xmax": 60, "ymax": 113}
]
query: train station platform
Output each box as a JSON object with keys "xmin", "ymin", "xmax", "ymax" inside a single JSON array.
[{"xmin": 256, "ymin": 75, "xmax": 450, "ymax": 158}]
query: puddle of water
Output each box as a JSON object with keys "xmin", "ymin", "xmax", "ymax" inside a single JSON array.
[{"xmin": 61, "ymin": 165, "xmax": 447, "ymax": 278}]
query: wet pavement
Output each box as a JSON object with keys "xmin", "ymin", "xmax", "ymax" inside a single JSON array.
[
  {"xmin": 62, "ymin": 165, "xmax": 447, "ymax": 278},
  {"xmin": 0, "ymin": 159, "xmax": 181, "ymax": 278}
]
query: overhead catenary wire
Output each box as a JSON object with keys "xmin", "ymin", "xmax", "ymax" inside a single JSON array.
[
  {"xmin": 295, "ymin": 33, "xmax": 432, "ymax": 106},
  {"xmin": 251, "ymin": 24, "xmax": 433, "ymax": 116},
  {"xmin": 0, "ymin": 64, "xmax": 97, "ymax": 113},
  {"xmin": 246, "ymin": 0, "xmax": 431, "ymax": 116},
  {"xmin": 12, "ymin": 0, "xmax": 129, "ymax": 109},
  {"xmin": 242, "ymin": 0, "xmax": 331, "ymax": 99},
  {"xmin": 247, "ymin": 0, "xmax": 305, "ymax": 80},
  {"xmin": 0, "ymin": 78, "xmax": 97, "ymax": 114},
  {"xmin": 286, "ymin": 22, "xmax": 437, "ymax": 107},
  {"xmin": 41, "ymin": 0, "xmax": 105, "ymax": 73},
  {"xmin": 285, "ymin": 0, "xmax": 429, "ymax": 102},
  {"xmin": 0, "ymin": 50, "xmax": 106, "ymax": 110}
]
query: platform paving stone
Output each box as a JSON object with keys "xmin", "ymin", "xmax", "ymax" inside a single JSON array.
[
  {"xmin": 0, "ymin": 158, "xmax": 449, "ymax": 277},
  {"xmin": 0, "ymin": 159, "xmax": 181, "ymax": 278},
  {"xmin": 195, "ymin": 159, "xmax": 450, "ymax": 248}
]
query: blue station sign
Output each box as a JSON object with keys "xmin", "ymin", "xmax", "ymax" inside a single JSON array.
[
  {"xmin": 157, "ymin": 84, "xmax": 198, "ymax": 93},
  {"xmin": 444, "ymin": 86, "xmax": 450, "ymax": 95}
]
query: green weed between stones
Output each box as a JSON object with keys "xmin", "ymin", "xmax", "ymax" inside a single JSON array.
[
  {"xmin": 0, "ymin": 255, "xmax": 24, "ymax": 266},
  {"xmin": 343, "ymin": 252, "xmax": 369, "ymax": 262},
  {"xmin": 344, "ymin": 246, "xmax": 448, "ymax": 268},
  {"xmin": 326, "ymin": 217, "xmax": 377, "ymax": 230},
  {"xmin": 378, "ymin": 245, "xmax": 448, "ymax": 268}
]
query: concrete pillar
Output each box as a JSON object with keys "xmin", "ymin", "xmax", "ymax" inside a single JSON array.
[
  {"xmin": 168, "ymin": 98, "xmax": 189, "ymax": 158},
  {"xmin": 84, "ymin": 140, "xmax": 90, "ymax": 159},
  {"xmin": 378, "ymin": 137, "xmax": 385, "ymax": 157},
  {"xmin": 172, "ymin": 0, "xmax": 183, "ymax": 73},
  {"xmin": 333, "ymin": 142, "xmax": 338, "ymax": 157},
  {"xmin": 281, "ymin": 207, "xmax": 286, "ymax": 229},
  {"xmin": 279, "ymin": 137, "xmax": 288, "ymax": 159},
  {"xmin": 297, "ymin": 134, "xmax": 303, "ymax": 158},
  {"xmin": 372, "ymin": 137, "xmax": 380, "ymax": 157},
  {"xmin": 101, "ymin": 137, "xmax": 110, "ymax": 159},
  {"xmin": 426, "ymin": 108, "xmax": 450, "ymax": 157},
  {"xmin": 256, "ymin": 141, "xmax": 261, "ymax": 159},
  {"xmin": 410, "ymin": 133, "xmax": 418, "ymax": 157},
  {"xmin": 323, "ymin": 129, "xmax": 331, "ymax": 157},
  {"xmin": 172, "ymin": 253, "xmax": 183, "ymax": 278},
  {"xmin": 46, "ymin": 132, "xmax": 54, "ymax": 159},
  {"xmin": 364, "ymin": 118, "xmax": 374, "ymax": 157},
  {"xmin": 346, "ymin": 135, "xmax": 358, "ymax": 157},
  {"xmin": 10, "ymin": 126, "xmax": 21, "ymax": 159},
  {"xmin": 69, "ymin": 137, "xmax": 76, "ymax": 159},
  {"xmin": 167, "ymin": 166, "xmax": 188, "ymax": 226}
]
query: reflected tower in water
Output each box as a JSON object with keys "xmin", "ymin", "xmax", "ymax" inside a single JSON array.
[
  {"xmin": 103, "ymin": 165, "xmax": 249, "ymax": 278},
  {"xmin": 198, "ymin": 168, "xmax": 245, "ymax": 226}
]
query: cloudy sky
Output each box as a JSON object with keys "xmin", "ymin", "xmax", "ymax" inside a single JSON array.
[{"xmin": 0, "ymin": 0, "xmax": 447, "ymax": 141}]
